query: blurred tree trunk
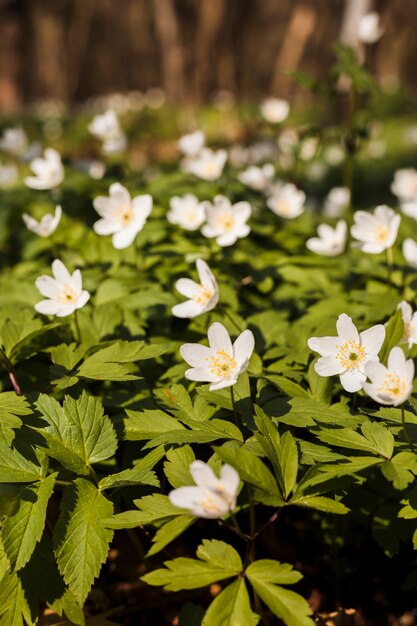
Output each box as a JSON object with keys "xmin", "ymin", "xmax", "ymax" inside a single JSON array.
[
  {"xmin": 152, "ymin": 0, "xmax": 185, "ymax": 101},
  {"xmin": 0, "ymin": 6, "xmax": 20, "ymax": 110}
]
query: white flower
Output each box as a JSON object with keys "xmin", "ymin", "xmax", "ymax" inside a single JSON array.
[
  {"xmin": 172, "ymin": 259, "xmax": 218, "ymax": 319},
  {"xmin": 0, "ymin": 163, "xmax": 18, "ymax": 188},
  {"xmin": 167, "ymin": 194, "xmax": 205, "ymax": 230},
  {"xmin": 23, "ymin": 205, "xmax": 62, "ymax": 238},
  {"xmin": 267, "ymin": 183, "xmax": 305, "ymax": 219},
  {"xmin": 363, "ymin": 347, "xmax": 414, "ymax": 406},
  {"xmin": 306, "ymin": 221, "xmax": 347, "ymax": 257},
  {"xmin": 0, "ymin": 127, "xmax": 28, "ymax": 156},
  {"xmin": 180, "ymin": 322, "xmax": 255, "ymax": 390},
  {"xmin": 324, "ymin": 144, "xmax": 345, "ymax": 167},
  {"xmin": 397, "ymin": 301, "xmax": 417, "ymax": 349},
  {"xmin": 89, "ymin": 110, "xmax": 127, "ymax": 154},
  {"xmin": 238, "ymin": 164, "xmax": 274, "ymax": 191},
  {"xmin": 35, "ymin": 260, "xmax": 90, "ymax": 317},
  {"xmin": 308, "ymin": 313, "xmax": 385, "ymax": 393},
  {"xmin": 93, "ymin": 183, "xmax": 152, "ymax": 249},
  {"xmin": 403, "ymin": 238, "xmax": 417, "ymax": 269},
  {"xmin": 260, "ymin": 98, "xmax": 290, "ymax": 124},
  {"xmin": 201, "ymin": 195, "xmax": 251, "ymax": 246},
  {"xmin": 177, "ymin": 130, "xmax": 205, "ymax": 157},
  {"xmin": 168, "ymin": 460, "xmax": 239, "ymax": 519},
  {"xmin": 351, "ymin": 205, "xmax": 400, "ymax": 254},
  {"xmin": 188, "ymin": 148, "xmax": 227, "ymax": 181},
  {"xmin": 400, "ymin": 199, "xmax": 417, "ymax": 221},
  {"xmin": 357, "ymin": 12, "xmax": 384, "ymax": 44},
  {"xmin": 391, "ymin": 168, "xmax": 417, "ymax": 201},
  {"xmin": 323, "ymin": 187, "xmax": 350, "ymax": 217},
  {"xmin": 24, "ymin": 148, "xmax": 64, "ymax": 190}
]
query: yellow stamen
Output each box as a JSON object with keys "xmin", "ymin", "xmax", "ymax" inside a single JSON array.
[
  {"xmin": 336, "ymin": 340, "xmax": 365, "ymax": 369},
  {"xmin": 207, "ymin": 350, "xmax": 237, "ymax": 378}
]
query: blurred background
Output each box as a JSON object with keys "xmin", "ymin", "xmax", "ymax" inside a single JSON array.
[{"xmin": 0, "ymin": 0, "xmax": 416, "ymax": 112}]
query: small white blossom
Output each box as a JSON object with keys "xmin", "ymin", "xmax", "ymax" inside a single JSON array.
[
  {"xmin": 400, "ymin": 199, "xmax": 417, "ymax": 221},
  {"xmin": 167, "ymin": 194, "xmax": 205, "ymax": 231},
  {"xmin": 364, "ymin": 347, "xmax": 414, "ymax": 407},
  {"xmin": 306, "ymin": 220, "xmax": 347, "ymax": 257},
  {"xmin": 260, "ymin": 98, "xmax": 290, "ymax": 124},
  {"xmin": 172, "ymin": 259, "xmax": 218, "ymax": 319},
  {"xmin": 391, "ymin": 168, "xmax": 417, "ymax": 202},
  {"xmin": 397, "ymin": 301, "xmax": 417, "ymax": 349},
  {"xmin": 0, "ymin": 127, "xmax": 28, "ymax": 156},
  {"xmin": 181, "ymin": 322, "xmax": 255, "ymax": 390},
  {"xmin": 0, "ymin": 163, "xmax": 18, "ymax": 188},
  {"xmin": 24, "ymin": 148, "xmax": 64, "ymax": 190},
  {"xmin": 202, "ymin": 195, "xmax": 251, "ymax": 246},
  {"xmin": 177, "ymin": 130, "xmax": 205, "ymax": 157},
  {"xmin": 351, "ymin": 205, "xmax": 400, "ymax": 254},
  {"xmin": 23, "ymin": 205, "xmax": 62, "ymax": 238},
  {"xmin": 238, "ymin": 164, "xmax": 274, "ymax": 191},
  {"xmin": 267, "ymin": 183, "xmax": 305, "ymax": 219},
  {"xmin": 403, "ymin": 238, "xmax": 417, "ymax": 269},
  {"xmin": 93, "ymin": 183, "xmax": 152, "ymax": 249},
  {"xmin": 89, "ymin": 110, "xmax": 126, "ymax": 154},
  {"xmin": 168, "ymin": 460, "xmax": 240, "ymax": 519},
  {"xmin": 323, "ymin": 187, "xmax": 350, "ymax": 217},
  {"xmin": 308, "ymin": 313, "xmax": 385, "ymax": 392},
  {"xmin": 35, "ymin": 260, "xmax": 90, "ymax": 317},
  {"xmin": 324, "ymin": 144, "xmax": 345, "ymax": 167},
  {"xmin": 357, "ymin": 12, "xmax": 384, "ymax": 44},
  {"xmin": 188, "ymin": 148, "xmax": 227, "ymax": 181}
]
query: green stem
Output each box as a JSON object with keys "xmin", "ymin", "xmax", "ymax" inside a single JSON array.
[
  {"xmin": 219, "ymin": 302, "xmax": 243, "ymax": 333},
  {"xmin": 73, "ymin": 309, "xmax": 82, "ymax": 344},
  {"xmin": 386, "ymin": 247, "xmax": 393, "ymax": 285},
  {"xmin": 401, "ymin": 405, "xmax": 415, "ymax": 453},
  {"xmin": 247, "ymin": 485, "xmax": 271, "ymax": 626},
  {"xmin": 230, "ymin": 385, "xmax": 238, "ymax": 425},
  {"xmin": 0, "ymin": 348, "xmax": 21, "ymax": 395}
]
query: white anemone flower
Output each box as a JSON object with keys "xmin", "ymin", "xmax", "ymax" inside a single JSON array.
[
  {"xmin": 188, "ymin": 148, "xmax": 227, "ymax": 181},
  {"xmin": 350, "ymin": 205, "xmax": 400, "ymax": 254},
  {"xmin": 267, "ymin": 183, "xmax": 305, "ymax": 219},
  {"xmin": 35, "ymin": 260, "xmax": 90, "ymax": 317},
  {"xmin": 260, "ymin": 98, "xmax": 290, "ymax": 124},
  {"xmin": 24, "ymin": 148, "xmax": 64, "ymax": 190},
  {"xmin": 238, "ymin": 164, "xmax": 274, "ymax": 191},
  {"xmin": 167, "ymin": 193, "xmax": 205, "ymax": 231},
  {"xmin": 177, "ymin": 130, "xmax": 205, "ymax": 157},
  {"xmin": 22, "ymin": 205, "xmax": 62, "ymax": 238},
  {"xmin": 323, "ymin": 187, "xmax": 350, "ymax": 217},
  {"xmin": 180, "ymin": 322, "xmax": 255, "ymax": 390},
  {"xmin": 397, "ymin": 301, "xmax": 417, "ymax": 349},
  {"xmin": 201, "ymin": 195, "xmax": 251, "ymax": 247},
  {"xmin": 172, "ymin": 260, "xmax": 218, "ymax": 319},
  {"xmin": 0, "ymin": 127, "xmax": 28, "ymax": 156},
  {"xmin": 391, "ymin": 168, "xmax": 417, "ymax": 202},
  {"xmin": 89, "ymin": 110, "xmax": 124, "ymax": 143},
  {"xmin": 400, "ymin": 199, "xmax": 417, "ymax": 221},
  {"xmin": 363, "ymin": 347, "xmax": 414, "ymax": 407},
  {"xmin": 403, "ymin": 239, "xmax": 417, "ymax": 269},
  {"xmin": 168, "ymin": 460, "xmax": 240, "ymax": 519},
  {"xmin": 357, "ymin": 12, "xmax": 384, "ymax": 44},
  {"xmin": 93, "ymin": 183, "xmax": 152, "ymax": 249},
  {"xmin": 308, "ymin": 313, "xmax": 385, "ymax": 393},
  {"xmin": 306, "ymin": 220, "xmax": 347, "ymax": 257}
]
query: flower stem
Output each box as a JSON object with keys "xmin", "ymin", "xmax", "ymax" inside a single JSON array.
[
  {"xmin": 0, "ymin": 348, "xmax": 21, "ymax": 395},
  {"xmin": 401, "ymin": 405, "xmax": 415, "ymax": 453},
  {"xmin": 386, "ymin": 247, "xmax": 393, "ymax": 285},
  {"xmin": 247, "ymin": 485, "xmax": 272, "ymax": 626},
  {"xmin": 74, "ymin": 309, "xmax": 82, "ymax": 344},
  {"xmin": 219, "ymin": 302, "xmax": 243, "ymax": 333},
  {"xmin": 230, "ymin": 385, "xmax": 238, "ymax": 425}
]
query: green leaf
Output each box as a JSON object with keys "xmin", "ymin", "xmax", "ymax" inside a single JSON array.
[
  {"xmin": 277, "ymin": 432, "xmax": 298, "ymax": 500},
  {"xmin": 53, "ymin": 478, "xmax": 114, "ymax": 604},
  {"xmin": 265, "ymin": 375, "xmax": 310, "ymax": 399},
  {"xmin": 0, "ymin": 569, "xmax": 37, "ymax": 626},
  {"xmin": 289, "ymin": 495, "xmax": 349, "ymax": 514},
  {"xmin": 147, "ymin": 514, "xmax": 195, "ymax": 556},
  {"xmin": 164, "ymin": 445, "xmax": 195, "ymax": 488},
  {"xmin": 1, "ymin": 473, "xmax": 56, "ymax": 571},
  {"xmin": 315, "ymin": 427, "xmax": 383, "ymax": 455},
  {"xmin": 35, "ymin": 391, "xmax": 117, "ymax": 474},
  {"xmin": 105, "ymin": 494, "xmax": 183, "ymax": 529},
  {"xmin": 142, "ymin": 539, "xmax": 242, "ymax": 591},
  {"xmin": 124, "ymin": 409, "xmax": 185, "ymax": 441},
  {"xmin": 379, "ymin": 309, "xmax": 404, "ymax": 364},
  {"xmin": 202, "ymin": 578, "xmax": 259, "ymax": 626},
  {"xmin": 380, "ymin": 453, "xmax": 417, "ymax": 490},
  {"xmin": 0, "ymin": 442, "xmax": 43, "ymax": 482},
  {"xmin": 144, "ymin": 419, "xmax": 242, "ymax": 449},
  {"xmin": 0, "ymin": 393, "xmax": 32, "ymax": 445},
  {"xmin": 360, "ymin": 421, "xmax": 394, "ymax": 459},
  {"xmin": 99, "ymin": 446, "xmax": 164, "ymax": 490},
  {"xmin": 77, "ymin": 341, "xmax": 144, "ymax": 381},
  {"xmin": 308, "ymin": 360, "xmax": 332, "ymax": 404}
]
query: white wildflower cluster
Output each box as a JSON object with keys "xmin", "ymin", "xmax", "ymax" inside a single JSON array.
[{"xmin": 89, "ymin": 109, "xmax": 127, "ymax": 154}]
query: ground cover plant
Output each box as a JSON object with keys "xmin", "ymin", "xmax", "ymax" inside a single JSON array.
[{"xmin": 2, "ymin": 30, "xmax": 417, "ymax": 626}]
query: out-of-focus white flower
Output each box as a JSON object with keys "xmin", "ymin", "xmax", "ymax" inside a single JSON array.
[
  {"xmin": 172, "ymin": 259, "xmax": 218, "ymax": 318},
  {"xmin": 299, "ymin": 137, "xmax": 318, "ymax": 161},
  {"xmin": 324, "ymin": 144, "xmax": 345, "ymax": 167},
  {"xmin": 306, "ymin": 221, "xmax": 347, "ymax": 257},
  {"xmin": 403, "ymin": 239, "xmax": 417, "ymax": 269},
  {"xmin": 267, "ymin": 183, "xmax": 305, "ymax": 219},
  {"xmin": 305, "ymin": 161, "xmax": 328, "ymax": 182},
  {"xmin": 351, "ymin": 205, "xmax": 400, "ymax": 254},
  {"xmin": 24, "ymin": 148, "xmax": 64, "ymax": 190},
  {"xmin": 357, "ymin": 12, "xmax": 384, "ymax": 44},
  {"xmin": 177, "ymin": 130, "xmax": 205, "ymax": 157},
  {"xmin": 35, "ymin": 260, "xmax": 90, "ymax": 317},
  {"xmin": 404, "ymin": 126, "xmax": 417, "ymax": 147},
  {"xmin": 0, "ymin": 163, "xmax": 18, "ymax": 188},
  {"xmin": 93, "ymin": 183, "xmax": 152, "ymax": 249},
  {"xmin": 260, "ymin": 98, "xmax": 290, "ymax": 124},
  {"xmin": 391, "ymin": 168, "xmax": 417, "ymax": 202},
  {"xmin": 168, "ymin": 460, "xmax": 240, "ymax": 519},
  {"xmin": 308, "ymin": 313, "xmax": 385, "ymax": 392},
  {"xmin": 400, "ymin": 199, "xmax": 417, "ymax": 221},
  {"xmin": 323, "ymin": 187, "xmax": 350, "ymax": 218},
  {"xmin": 88, "ymin": 161, "xmax": 106, "ymax": 180},
  {"xmin": 364, "ymin": 347, "xmax": 414, "ymax": 406},
  {"xmin": 188, "ymin": 148, "xmax": 227, "ymax": 181},
  {"xmin": 89, "ymin": 109, "xmax": 126, "ymax": 154},
  {"xmin": 23, "ymin": 205, "xmax": 62, "ymax": 238},
  {"xmin": 248, "ymin": 141, "xmax": 277, "ymax": 164},
  {"xmin": 167, "ymin": 193, "xmax": 205, "ymax": 231},
  {"xmin": 180, "ymin": 322, "xmax": 255, "ymax": 390},
  {"xmin": 366, "ymin": 140, "xmax": 386, "ymax": 159},
  {"xmin": 228, "ymin": 145, "xmax": 250, "ymax": 168},
  {"xmin": 397, "ymin": 301, "xmax": 417, "ymax": 349},
  {"xmin": 0, "ymin": 127, "xmax": 28, "ymax": 156},
  {"xmin": 238, "ymin": 164, "xmax": 274, "ymax": 191},
  {"xmin": 202, "ymin": 195, "xmax": 251, "ymax": 246},
  {"xmin": 277, "ymin": 129, "xmax": 299, "ymax": 154}
]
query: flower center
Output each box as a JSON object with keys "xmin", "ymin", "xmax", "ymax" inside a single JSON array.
[
  {"xmin": 185, "ymin": 208, "xmax": 198, "ymax": 223},
  {"xmin": 193, "ymin": 285, "xmax": 214, "ymax": 305},
  {"xmin": 208, "ymin": 350, "xmax": 237, "ymax": 378},
  {"xmin": 114, "ymin": 204, "xmax": 134, "ymax": 225},
  {"xmin": 275, "ymin": 199, "xmax": 291, "ymax": 215},
  {"xmin": 375, "ymin": 225, "xmax": 389, "ymax": 243},
  {"xmin": 200, "ymin": 491, "xmax": 225, "ymax": 515},
  {"xmin": 336, "ymin": 340, "xmax": 366, "ymax": 369},
  {"xmin": 377, "ymin": 373, "xmax": 407, "ymax": 399},
  {"xmin": 216, "ymin": 213, "xmax": 235, "ymax": 231},
  {"xmin": 57, "ymin": 285, "xmax": 77, "ymax": 305},
  {"xmin": 204, "ymin": 162, "xmax": 219, "ymax": 177}
]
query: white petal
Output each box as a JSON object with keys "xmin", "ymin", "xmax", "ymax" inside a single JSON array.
[
  {"xmin": 35, "ymin": 276, "xmax": 60, "ymax": 298},
  {"xmin": 94, "ymin": 218, "xmax": 119, "ymax": 236},
  {"xmin": 208, "ymin": 322, "xmax": 233, "ymax": 354},
  {"xmin": 180, "ymin": 343, "xmax": 212, "ymax": 367},
  {"xmin": 184, "ymin": 367, "xmax": 217, "ymax": 382},
  {"xmin": 175, "ymin": 278, "xmax": 200, "ymax": 299},
  {"xmin": 190, "ymin": 461, "xmax": 218, "ymax": 488},
  {"xmin": 172, "ymin": 300, "xmax": 205, "ymax": 318},
  {"xmin": 387, "ymin": 346, "xmax": 409, "ymax": 378},
  {"xmin": 364, "ymin": 361, "xmax": 387, "ymax": 383},
  {"xmin": 314, "ymin": 356, "xmax": 344, "ymax": 376},
  {"xmin": 339, "ymin": 369, "xmax": 366, "ymax": 392},
  {"xmin": 307, "ymin": 336, "xmax": 339, "ymax": 356},
  {"xmin": 112, "ymin": 227, "xmax": 138, "ymax": 249},
  {"xmin": 109, "ymin": 182, "xmax": 131, "ymax": 205},
  {"xmin": 360, "ymin": 324, "xmax": 385, "ymax": 356},
  {"xmin": 35, "ymin": 299, "xmax": 61, "ymax": 316},
  {"xmin": 233, "ymin": 202, "xmax": 251, "ymax": 223},
  {"xmin": 336, "ymin": 314, "xmax": 359, "ymax": 342},
  {"xmin": 76, "ymin": 290, "xmax": 90, "ymax": 310},
  {"xmin": 196, "ymin": 260, "xmax": 216, "ymax": 290},
  {"xmin": 398, "ymin": 301, "xmax": 412, "ymax": 323},
  {"xmin": 209, "ymin": 377, "xmax": 237, "ymax": 390},
  {"xmin": 220, "ymin": 464, "xmax": 240, "ymax": 496},
  {"xmin": 232, "ymin": 330, "xmax": 255, "ymax": 366},
  {"xmin": 132, "ymin": 194, "xmax": 153, "ymax": 219},
  {"xmin": 52, "ymin": 260, "xmax": 72, "ymax": 285}
]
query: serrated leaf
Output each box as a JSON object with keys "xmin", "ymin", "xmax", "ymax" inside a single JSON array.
[
  {"xmin": 99, "ymin": 446, "xmax": 164, "ymax": 490},
  {"xmin": 278, "ymin": 432, "xmax": 298, "ymax": 500},
  {"xmin": 379, "ymin": 309, "xmax": 404, "ymax": 364},
  {"xmin": 0, "ymin": 569, "xmax": 37, "ymax": 626},
  {"xmin": 202, "ymin": 578, "xmax": 259, "ymax": 626},
  {"xmin": 361, "ymin": 421, "xmax": 394, "ymax": 459},
  {"xmin": 54, "ymin": 478, "xmax": 114, "ymax": 604},
  {"xmin": 164, "ymin": 445, "xmax": 195, "ymax": 488},
  {"xmin": 77, "ymin": 341, "xmax": 144, "ymax": 381},
  {"xmin": 146, "ymin": 514, "xmax": 195, "ymax": 556},
  {"xmin": 0, "ymin": 392, "xmax": 32, "ymax": 444},
  {"xmin": 105, "ymin": 494, "xmax": 182, "ymax": 529},
  {"xmin": 124, "ymin": 409, "xmax": 185, "ymax": 441},
  {"xmin": 290, "ymin": 495, "xmax": 349, "ymax": 514},
  {"xmin": 0, "ymin": 442, "xmax": 43, "ymax": 482}
]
